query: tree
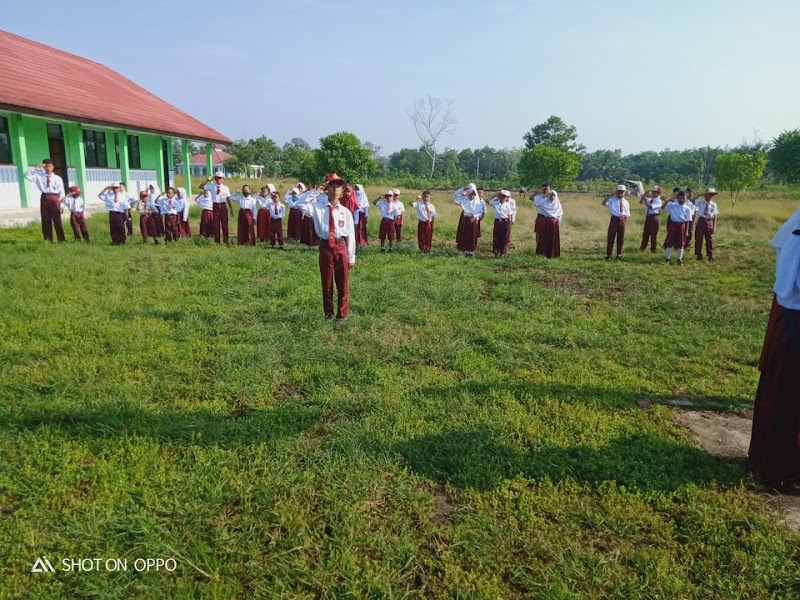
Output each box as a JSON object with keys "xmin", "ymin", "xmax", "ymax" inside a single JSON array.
[
  {"xmin": 517, "ymin": 145, "xmax": 581, "ymax": 190},
  {"xmin": 283, "ymin": 137, "xmax": 311, "ymax": 151},
  {"xmin": 523, "ymin": 115, "xmax": 586, "ymax": 153},
  {"xmin": 407, "ymin": 96, "xmax": 456, "ymax": 177},
  {"xmin": 315, "ymin": 132, "xmax": 378, "ymax": 182},
  {"xmin": 768, "ymin": 129, "xmax": 800, "ymax": 184},
  {"xmin": 249, "ymin": 136, "xmax": 282, "ymax": 176},
  {"xmin": 714, "ymin": 151, "xmax": 767, "ymax": 206},
  {"xmin": 579, "ymin": 149, "xmax": 627, "ymax": 181},
  {"xmin": 282, "ymin": 147, "xmax": 318, "ymax": 183}
]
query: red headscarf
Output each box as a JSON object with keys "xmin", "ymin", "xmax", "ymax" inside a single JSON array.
[{"xmin": 342, "ymin": 185, "xmax": 360, "ymax": 213}]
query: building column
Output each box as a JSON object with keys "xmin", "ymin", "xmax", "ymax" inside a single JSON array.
[
  {"xmin": 68, "ymin": 122, "xmax": 87, "ymax": 197},
  {"xmin": 155, "ymin": 137, "xmax": 166, "ymax": 191},
  {"xmin": 167, "ymin": 138, "xmax": 175, "ymax": 188},
  {"xmin": 119, "ymin": 129, "xmax": 130, "ymax": 185},
  {"xmin": 181, "ymin": 139, "xmax": 192, "ymax": 193},
  {"xmin": 7, "ymin": 112, "xmax": 30, "ymax": 208},
  {"xmin": 206, "ymin": 142, "xmax": 213, "ymax": 177}
]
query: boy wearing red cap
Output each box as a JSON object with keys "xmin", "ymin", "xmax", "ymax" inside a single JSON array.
[
  {"xmin": 61, "ymin": 186, "xmax": 89, "ymax": 242},
  {"xmin": 295, "ymin": 174, "xmax": 356, "ymax": 322},
  {"xmin": 25, "ymin": 158, "xmax": 66, "ymax": 242}
]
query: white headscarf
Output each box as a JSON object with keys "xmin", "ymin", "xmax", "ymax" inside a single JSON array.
[
  {"xmin": 355, "ymin": 184, "xmax": 369, "ymax": 209},
  {"xmin": 772, "ymin": 207, "xmax": 800, "ymax": 303},
  {"xmin": 465, "ymin": 183, "xmax": 477, "ymax": 195}
]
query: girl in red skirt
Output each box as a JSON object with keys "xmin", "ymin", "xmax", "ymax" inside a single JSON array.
[
  {"xmin": 533, "ymin": 189, "xmax": 563, "ymax": 258},
  {"xmin": 256, "ymin": 184, "xmax": 275, "ymax": 242},
  {"xmin": 231, "ymin": 185, "xmax": 257, "ymax": 246},
  {"xmin": 194, "ymin": 187, "xmax": 214, "ymax": 238},
  {"xmin": 177, "ymin": 187, "xmax": 192, "ymax": 237},
  {"xmin": 662, "ymin": 191, "xmax": 693, "ymax": 265},
  {"xmin": 489, "ymin": 190, "xmax": 514, "ymax": 257}
]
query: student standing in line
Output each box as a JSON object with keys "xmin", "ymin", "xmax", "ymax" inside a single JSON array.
[
  {"xmin": 748, "ymin": 207, "xmax": 800, "ymax": 490},
  {"xmin": 133, "ymin": 191, "xmax": 154, "ymax": 244},
  {"xmin": 662, "ymin": 190, "xmax": 693, "ymax": 265},
  {"xmin": 268, "ymin": 188, "xmax": 286, "ymax": 249},
  {"xmin": 639, "ymin": 185, "xmax": 663, "ymax": 253},
  {"xmin": 194, "ymin": 186, "xmax": 214, "ymax": 238},
  {"xmin": 684, "ymin": 187, "xmax": 697, "ymax": 247},
  {"xmin": 454, "ymin": 184, "xmax": 486, "ymax": 257},
  {"xmin": 25, "ymin": 159, "xmax": 66, "ymax": 242},
  {"xmin": 98, "ymin": 182, "xmax": 131, "ymax": 245},
  {"xmin": 158, "ymin": 187, "xmax": 184, "ymax": 243},
  {"xmin": 119, "ymin": 182, "xmax": 137, "ymax": 238},
  {"xmin": 144, "ymin": 184, "xmax": 164, "ymax": 239},
  {"xmin": 454, "ymin": 183, "xmax": 477, "ymax": 251},
  {"xmin": 176, "ymin": 187, "xmax": 192, "ymax": 237},
  {"xmin": 61, "ymin": 185, "xmax": 90, "ymax": 243},
  {"xmin": 489, "ymin": 190, "xmax": 514, "ymax": 257},
  {"xmin": 354, "ymin": 184, "xmax": 370, "ymax": 246},
  {"xmin": 297, "ymin": 185, "xmax": 321, "ymax": 248},
  {"xmin": 374, "ymin": 190, "xmax": 399, "ymax": 252},
  {"xmin": 506, "ymin": 192, "xmax": 517, "ymax": 248},
  {"xmin": 411, "ymin": 190, "xmax": 436, "ymax": 253},
  {"xmin": 231, "ymin": 185, "xmax": 258, "ymax": 246},
  {"xmin": 533, "ymin": 189, "xmax": 563, "ymax": 258},
  {"xmin": 531, "ymin": 182, "xmax": 552, "ymax": 245},
  {"xmin": 392, "ymin": 188, "xmax": 405, "ymax": 242},
  {"xmin": 294, "ymin": 173, "xmax": 356, "ymax": 322},
  {"xmin": 256, "ymin": 184, "xmax": 275, "ymax": 242},
  {"xmin": 694, "ymin": 187, "xmax": 719, "ymax": 261},
  {"xmin": 202, "ymin": 171, "xmax": 233, "ymax": 244},
  {"xmin": 285, "ymin": 184, "xmax": 305, "ymax": 241},
  {"xmin": 601, "ymin": 184, "xmax": 631, "ymax": 261}
]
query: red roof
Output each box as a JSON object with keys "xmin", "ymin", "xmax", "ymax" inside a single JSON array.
[
  {"xmin": 190, "ymin": 149, "xmax": 232, "ymax": 165},
  {"xmin": 0, "ymin": 30, "xmax": 231, "ymax": 144}
]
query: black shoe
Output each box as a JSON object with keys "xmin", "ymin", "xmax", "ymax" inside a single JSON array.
[
  {"xmin": 678, "ymin": 259, "xmax": 684, "ymax": 266},
  {"xmin": 279, "ymin": 246, "xmax": 285, "ymax": 250},
  {"xmin": 666, "ymin": 259, "xmax": 671, "ymax": 265},
  {"xmin": 696, "ymin": 255, "xmax": 703, "ymax": 261},
  {"xmin": 335, "ymin": 316, "xmax": 347, "ymax": 324},
  {"xmin": 380, "ymin": 247, "xmax": 386, "ymax": 252},
  {"xmin": 606, "ymin": 256, "xmax": 612, "ymax": 261},
  {"xmin": 708, "ymin": 256, "xmax": 715, "ymax": 262},
  {"xmin": 325, "ymin": 315, "xmax": 334, "ymax": 321},
  {"xmin": 616, "ymin": 255, "xmax": 623, "ymax": 261}
]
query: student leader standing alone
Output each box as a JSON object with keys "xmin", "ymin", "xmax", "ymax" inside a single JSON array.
[
  {"xmin": 25, "ymin": 159, "xmax": 66, "ymax": 242},
  {"xmin": 295, "ymin": 174, "xmax": 356, "ymax": 322}
]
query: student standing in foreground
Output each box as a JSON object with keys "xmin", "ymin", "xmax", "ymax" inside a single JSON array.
[
  {"xmin": 531, "ymin": 182, "xmax": 551, "ymax": 245},
  {"xmin": 601, "ymin": 184, "xmax": 630, "ymax": 260},
  {"xmin": 454, "ymin": 184, "xmax": 486, "ymax": 257},
  {"xmin": 393, "ymin": 188, "xmax": 405, "ymax": 242},
  {"xmin": 694, "ymin": 188, "xmax": 719, "ymax": 261},
  {"xmin": 25, "ymin": 159, "xmax": 66, "ymax": 242},
  {"xmin": 98, "ymin": 182, "xmax": 131, "ymax": 245},
  {"xmin": 489, "ymin": 190, "xmax": 514, "ymax": 257},
  {"xmin": 749, "ymin": 207, "xmax": 800, "ymax": 490},
  {"xmin": 268, "ymin": 188, "xmax": 286, "ymax": 249},
  {"xmin": 134, "ymin": 191, "xmax": 155, "ymax": 244},
  {"xmin": 61, "ymin": 186, "xmax": 90, "ymax": 243},
  {"xmin": 203, "ymin": 171, "xmax": 233, "ymax": 244},
  {"xmin": 639, "ymin": 185, "xmax": 663, "ymax": 253},
  {"xmin": 294, "ymin": 173, "xmax": 356, "ymax": 322},
  {"xmin": 533, "ymin": 189, "xmax": 563, "ymax": 258},
  {"xmin": 231, "ymin": 185, "xmax": 258, "ymax": 246},
  {"xmin": 158, "ymin": 187, "xmax": 184, "ymax": 243},
  {"xmin": 375, "ymin": 190, "xmax": 399, "ymax": 252},
  {"xmin": 411, "ymin": 191, "xmax": 436, "ymax": 253},
  {"xmin": 662, "ymin": 191, "xmax": 693, "ymax": 265},
  {"xmin": 194, "ymin": 187, "xmax": 214, "ymax": 238}
]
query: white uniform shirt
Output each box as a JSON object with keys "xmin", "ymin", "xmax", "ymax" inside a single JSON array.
[
  {"xmin": 376, "ymin": 200, "xmax": 399, "ymax": 220},
  {"xmin": 284, "ymin": 192, "xmax": 301, "ymax": 209},
  {"xmin": 395, "ymin": 201, "xmax": 405, "ymax": 215},
  {"xmin": 685, "ymin": 200, "xmax": 698, "ymax": 217},
  {"xmin": 159, "ymin": 196, "xmax": 185, "ymax": 215},
  {"xmin": 461, "ymin": 197, "xmax": 486, "ymax": 219},
  {"xmin": 356, "ymin": 189, "xmax": 370, "ymax": 219},
  {"xmin": 507, "ymin": 198, "xmax": 517, "ymax": 223},
  {"xmin": 98, "ymin": 191, "xmax": 131, "ymax": 213},
  {"xmin": 411, "ymin": 200, "xmax": 437, "ymax": 222},
  {"xmin": 534, "ymin": 195, "xmax": 564, "ymax": 220},
  {"xmin": 662, "ymin": 201, "xmax": 693, "ymax": 222},
  {"xmin": 231, "ymin": 194, "xmax": 257, "ymax": 216},
  {"xmin": 24, "ymin": 167, "xmax": 65, "ymax": 196},
  {"xmin": 256, "ymin": 194, "xmax": 271, "ymax": 211},
  {"xmin": 133, "ymin": 198, "xmax": 149, "ymax": 214},
  {"xmin": 269, "ymin": 202, "xmax": 286, "ymax": 219},
  {"xmin": 195, "ymin": 193, "xmax": 213, "ymax": 211},
  {"xmin": 295, "ymin": 197, "xmax": 356, "ymax": 264},
  {"xmin": 644, "ymin": 196, "xmax": 663, "ymax": 215},
  {"xmin": 695, "ymin": 199, "xmax": 719, "ymax": 220},
  {"xmin": 605, "ymin": 197, "xmax": 631, "ymax": 218},
  {"xmin": 203, "ymin": 182, "xmax": 232, "ymax": 204},
  {"xmin": 489, "ymin": 198, "xmax": 513, "ymax": 220},
  {"xmin": 146, "ymin": 197, "xmax": 161, "ymax": 213},
  {"xmin": 62, "ymin": 196, "xmax": 85, "ymax": 213}
]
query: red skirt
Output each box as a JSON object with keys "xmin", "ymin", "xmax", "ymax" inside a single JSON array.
[
  {"xmin": 237, "ymin": 209, "xmax": 255, "ymax": 246},
  {"xmin": 139, "ymin": 214, "xmax": 151, "ymax": 239},
  {"xmin": 299, "ymin": 215, "xmax": 319, "ymax": 246},
  {"xmin": 663, "ymin": 219, "xmax": 688, "ymax": 249},
  {"xmin": 256, "ymin": 208, "xmax": 270, "ymax": 242},
  {"xmin": 455, "ymin": 212, "xmax": 466, "ymax": 248},
  {"xmin": 749, "ymin": 296, "xmax": 800, "ymax": 484},
  {"xmin": 199, "ymin": 209, "xmax": 214, "ymax": 237},
  {"xmin": 150, "ymin": 211, "xmax": 164, "ymax": 237},
  {"xmin": 287, "ymin": 208, "xmax": 302, "ymax": 240},
  {"xmin": 492, "ymin": 219, "xmax": 510, "ymax": 255},
  {"xmin": 460, "ymin": 216, "xmax": 480, "ymax": 252},
  {"xmin": 356, "ymin": 216, "xmax": 369, "ymax": 246},
  {"xmin": 180, "ymin": 218, "xmax": 191, "ymax": 237},
  {"xmin": 534, "ymin": 213, "xmax": 545, "ymax": 234},
  {"xmin": 535, "ymin": 216, "xmax": 561, "ymax": 258}
]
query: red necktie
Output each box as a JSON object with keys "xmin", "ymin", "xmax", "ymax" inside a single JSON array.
[
  {"xmin": 425, "ymin": 203, "xmax": 431, "ymax": 221},
  {"xmin": 217, "ymin": 185, "xmax": 221, "ymax": 196},
  {"xmin": 329, "ymin": 206, "xmax": 336, "ymax": 244},
  {"xmin": 46, "ymin": 175, "xmax": 51, "ymax": 190},
  {"xmin": 169, "ymin": 199, "xmax": 172, "ymax": 210},
  {"xmin": 114, "ymin": 192, "xmax": 118, "ymax": 203}
]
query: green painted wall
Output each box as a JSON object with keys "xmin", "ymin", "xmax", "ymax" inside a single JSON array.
[
  {"xmin": 20, "ymin": 115, "xmax": 49, "ymax": 166},
  {"xmin": 138, "ymin": 134, "xmax": 162, "ymax": 170}
]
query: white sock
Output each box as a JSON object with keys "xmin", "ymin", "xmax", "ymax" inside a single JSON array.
[
  {"xmin": 666, "ymin": 248, "xmax": 673, "ymax": 260},
  {"xmin": 678, "ymin": 248, "xmax": 684, "ymax": 260}
]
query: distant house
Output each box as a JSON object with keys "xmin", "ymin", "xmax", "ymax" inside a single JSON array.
[
  {"xmin": 0, "ymin": 30, "xmax": 231, "ymax": 211},
  {"xmin": 175, "ymin": 146, "xmax": 233, "ymax": 177}
]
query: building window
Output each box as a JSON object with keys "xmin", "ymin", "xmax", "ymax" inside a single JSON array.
[
  {"xmin": 127, "ymin": 135, "xmax": 141, "ymax": 169},
  {"xmin": 83, "ymin": 129, "xmax": 108, "ymax": 168},
  {"xmin": 0, "ymin": 116, "xmax": 11, "ymax": 164}
]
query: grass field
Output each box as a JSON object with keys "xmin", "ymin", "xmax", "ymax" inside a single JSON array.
[{"xmin": 1, "ymin": 185, "xmax": 799, "ymax": 598}]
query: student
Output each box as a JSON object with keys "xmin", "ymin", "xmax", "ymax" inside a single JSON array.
[
  {"xmin": 97, "ymin": 182, "xmax": 131, "ymax": 245},
  {"xmin": 506, "ymin": 192, "xmax": 517, "ymax": 248},
  {"xmin": 285, "ymin": 184, "xmax": 305, "ymax": 241},
  {"xmin": 684, "ymin": 187, "xmax": 697, "ymax": 247},
  {"xmin": 268, "ymin": 189, "xmax": 286, "ymax": 249},
  {"xmin": 662, "ymin": 190, "xmax": 693, "ymax": 265},
  {"xmin": 231, "ymin": 184, "xmax": 258, "ymax": 246},
  {"xmin": 60, "ymin": 186, "xmax": 89, "ymax": 243},
  {"xmin": 392, "ymin": 188, "xmax": 405, "ymax": 242},
  {"xmin": 176, "ymin": 187, "xmax": 191, "ymax": 237},
  {"xmin": 411, "ymin": 190, "xmax": 436, "ymax": 253},
  {"xmin": 353, "ymin": 184, "xmax": 369, "ymax": 246},
  {"xmin": 694, "ymin": 187, "xmax": 719, "ymax": 261},
  {"xmin": 158, "ymin": 187, "xmax": 184, "ymax": 243},
  {"xmin": 372, "ymin": 190, "xmax": 397, "ymax": 252},
  {"xmin": 639, "ymin": 185, "xmax": 663, "ymax": 253},
  {"xmin": 531, "ymin": 182, "xmax": 552, "ymax": 244},
  {"xmin": 202, "ymin": 171, "xmax": 233, "ymax": 244},
  {"xmin": 194, "ymin": 186, "xmax": 214, "ymax": 238},
  {"xmin": 133, "ymin": 191, "xmax": 155, "ymax": 244},
  {"xmin": 601, "ymin": 184, "xmax": 631, "ymax": 260},
  {"xmin": 119, "ymin": 182, "xmax": 137, "ymax": 237},
  {"xmin": 256, "ymin": 184, "xmax": 275, "ymax": 242},
  {"xmin": 454, "ymin": 183, "xmax": 486, "ymax": 257},
  {"xmin": 25, "ymin": 159, "xmax": 66, "ymax": 242},
  {"xmin": 489, "ymin": 190, "xmax": 514, "ymax": 257},
  {"xmin": 533, "ymin": 189, "xmax": 563, "ymax": 258},
  {"xmin": 294, "ymin": 173, "xmax": 356, "ymax": 322},
  {"xmin": 748, "ymin": 207, "xmax": 800, "ymax": 489},
  {"xmin": 143, "ymin": 184, "xmax": 164, "ymax": 239},
  {"xmin": 297, "ymin": 185, "xmax": 321, "ymax": 248}
]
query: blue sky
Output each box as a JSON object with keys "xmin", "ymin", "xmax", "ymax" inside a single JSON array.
[{"xmin": 6, "ymin": 0, "xmax": 799, "ymax": 154}]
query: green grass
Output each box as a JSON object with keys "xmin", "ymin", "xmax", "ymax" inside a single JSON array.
[{"xmin": 1, "ymin": 189, "xmax": 799, "ymax": 598}]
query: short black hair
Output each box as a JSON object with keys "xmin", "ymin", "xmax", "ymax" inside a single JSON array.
[
  {"xmin": 422, "ymin": 190, "xmax": 431, "ymax": 196},
  {"xmin": 541, "ymin": 182, "xmax": 550, "ymax": 187},
  {"xmin": 42, "ymin": 158, "xmax": 53, "ymax": 165},
  {"xmin": 677, "ymin": 191, "xmax": 686, "ymax": 198},
  {"xmin": 672, "ymin": 187, "xmax": 681, "ymax": 193}
]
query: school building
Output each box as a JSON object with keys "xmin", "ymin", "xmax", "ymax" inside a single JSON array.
[{"xmin": 0, "ymin": 30, "xmax": 231, "ymax": 211}]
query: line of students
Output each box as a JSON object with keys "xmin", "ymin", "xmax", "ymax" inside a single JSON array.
[{"xmin": 601, "ymin": 183, "xmax": 720, "ymax": 264}]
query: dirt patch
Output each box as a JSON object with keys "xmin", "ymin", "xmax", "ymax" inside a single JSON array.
[
  {"xmin": 675, "ymin": 409, "xmax": 800, "ymax": 533},
  {"xmin": 531, "ymin": 272, "xmax": 591, "ymax": 298},
  {"xmin": 273, "ymin": 381, "xmax": 311, "ymax": 402},
  {"xmin": 228, "ymin": 404, "xmax": 255, "ymax": 420},
  {"xmin": 423, "ymin": 483, "xmax": 455, "ymax": 526}
]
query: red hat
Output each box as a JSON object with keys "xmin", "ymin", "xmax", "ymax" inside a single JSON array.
[
  {"xmin": 68, "ymin": 185, "xmax": 81, "ymax": 194},
  {"xmin": 324, "ymin": 172, "xmax": 346, "ymax": 185}
]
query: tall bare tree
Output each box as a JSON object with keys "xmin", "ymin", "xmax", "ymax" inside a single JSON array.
[{"xmin": 407, "ymin": 96, "xmax": 456, "ymax": 177}]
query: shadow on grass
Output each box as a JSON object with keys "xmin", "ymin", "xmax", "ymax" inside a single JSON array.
[
  {"xmin": 382, "ymin": 427, "xmax": 748, "ymax": 493},
  {"xmin": 0, "ymin": 403, "xmax": 321, "ymax": 447}
]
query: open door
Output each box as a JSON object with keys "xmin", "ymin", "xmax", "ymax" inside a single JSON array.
[{"xmin": 46, "ymin": 123, "xmax": 68, "ymax": 185}]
